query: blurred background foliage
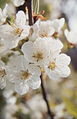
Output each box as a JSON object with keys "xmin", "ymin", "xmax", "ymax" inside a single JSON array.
[{"xmin": 0, "ymin": 0, "xmax": 10, "ymax": 8}]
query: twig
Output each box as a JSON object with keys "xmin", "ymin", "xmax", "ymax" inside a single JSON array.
[{"xmin": 40, "ymin": 74, "xmax": 54, "ymax": 119}]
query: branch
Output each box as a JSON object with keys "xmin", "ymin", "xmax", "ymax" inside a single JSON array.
[{"xmin": 40, "ymin": 74, "xmax": 54, "ymax": 119}]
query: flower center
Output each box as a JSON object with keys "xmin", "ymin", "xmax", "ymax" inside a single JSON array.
[
  {"xmin": 21, "ymin": 70, "xmax": 31, "ymax": 80},
  {"xmin": 40, "ymin": 33, "xmax": 48, "ymax": 38},
  {"xmin": 33, "ymin": 52, "xmax": 43, "ymax": 62},
  {"xmin": 14, "ymin": 28, "xmax": 23, "ymax": 35},
  {"xmin": 0, "ymin": 69, "xmax": 6, "ymax": 77},
  {"xmin": 48, "ymin": 62, "xmax": 56, "ymax": 70}
]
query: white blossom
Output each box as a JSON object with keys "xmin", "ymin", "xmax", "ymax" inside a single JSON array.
[
  {"xmin": 0, "ymin": 4, "xmax": 8, "ymax": 25},
  {"xmin": 22, "ymin": 37, "xmax": 63, "ymax": 67},
  {"xmin": 7, "ymin": 55, "xmax": 41, "ymax": 95},
  {"xmin": 45, "ymin": 53, "xmax": 71, "ymax": 80},
  {"xmin": 29, "ymin": 18, "xmax": 65, "ymax": 42},
  {"xmin": 0, "ymin": 6, "xmax": 71, "ymax": 95},
  {"xmin": 29, "ymin": 20, "xmax": 55, "ymax": 41},
  {"xmin": 0, "ymin": 11, "xmax": 30, "ymax": 49},
  {"xmin": 22, "ymin": 38, "xmax": 50, "ymax": 67},
  {"xmin": 65, "ymin": 29, "xmax": 77, "ymax": 44}
]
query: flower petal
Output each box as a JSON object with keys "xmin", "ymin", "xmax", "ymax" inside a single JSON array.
[
  {"xmin": 0, "ymin": 77, "xmax": 6, "ymax": 89},
  {"xmin": 28, "ymin": 76, "xmax": 41, "ymax": 89},
  {"xmin": 3, "ymin": 4, "xmax": 8, "ymax": 17},
  {"xmin": 56, "ymin": 66, "xmax": 71, "ymax": 78},
  {"xmin": 45, "ymin": 67, "xmax": 60, "ymax": 80},
  {"xmin": 15, "ymin": 81, "xmax": 29, "ymax": 95},
  {"xmin": 65, "ymin": 29, "xmax": 77, "ymax": 44},
  {"xmin": 56, "ymin": 53, "xmax": 71, "ymax": 66},
  {"xmin": 51, "ymin": 18, "xmax": 65, "ymax": 32},
  {"xmin": 15, "ymin": 11, "xmax": 26, "ymax": 27},
  {"xmin": 0, "ymin": 24, "xmax": 14, "ymax": 39}
]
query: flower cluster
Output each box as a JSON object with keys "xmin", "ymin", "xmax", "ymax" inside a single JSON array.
[{"xmin": 0, "ymin": 4, "xmax": 71, "ymax": 95}]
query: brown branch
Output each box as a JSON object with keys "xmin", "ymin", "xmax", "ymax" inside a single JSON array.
[
  {"xmin": 26, "ymin": 0, "xmax": 33, "ymax": 25},
  {"xmin": 40, "ymin": 74, "xmax": 54, "ymax": 119}
]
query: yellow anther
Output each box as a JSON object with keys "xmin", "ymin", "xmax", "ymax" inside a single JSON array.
[{"xmin": 48, "ymin": 62, "xmax": 56, "ymax": 70}]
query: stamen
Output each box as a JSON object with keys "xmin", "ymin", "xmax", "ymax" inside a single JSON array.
[
  {"xmin": 33, "ymin": 52, "xmax": 43, "ymax": 62},
  {"xmin": 0, "ymin": 69, "xmax": 6, "ymax": 77},
  {"xmin": 48, "ymin": 62, "xmax": 56, "ymax": 70},
  {"xmin": 14, "ymin": 28, "xmax": 23, "ymax": 35},
  {"xmin": 21, "ymin": 70, "xmax": 31, "ymax": 80}
]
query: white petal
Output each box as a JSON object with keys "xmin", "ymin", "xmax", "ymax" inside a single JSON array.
[
  {"xmin": 22, "ymin": 41, "xmax": 34, "ymax": 61},
  {"xmin": 20, "ymin": 25, "xmax": 30, "ymax": 39},
  {"xmin": 45, "ymin": 66, "xmax": 60, "ymax": 80},
  {"xmin": 58, "ymin": 18, "xmax": 65, "ymax": 31},
  {"xmin": 51, "ymin": 18, "xmax": 65, "ymax": 32},
  {"xmin": 0, "ymin": 24, "xmax": 14, "ymax": 39},
  {"xmin": 28, "ymin": 76, "xmax": 41, "ymax": 89},
  {"xmin": 0, "ymin": 9, "xmax": 5, "ymax": 24},
  {"xmin": 24, "ymin": 63, "xmax": 41, "ymax": 76},
  {"xmin": 0, "ymin": 77, "xmax": 6, "ymax": 89},
  {"xmin": 15, "ymin": 81, "xmax": 29, "ymax": 95},
  {"xmin": 49, "ymin": 38, "xmax": 63, "ymax": 52},
  {"xmin": 44, "ymin": 38, "xmax": 63, "ymax": 60},
  {"xmin": 56, "ymin": 53, "xmax": 71, "ymax": 66},
  {"xmin": 15, "ymin": 11, "xmax": 26, "ymax": 27},
  {"xmin": 39, "ymin": 20, "xmax": 55, "ymax": 36},
  {"xmin": 3, "ymin": 4, "xmax": 8, "ymax": 17},
  {"xmin": 65, "ymin": 29, "xmax": 77, "ymax": 44},
  {"xmin": 13, "ymin": 0, "xmax": 25, "ymax": 7},
  {"xmin": 29, "ymin": 20, "xmax": 40, "ymax": 41},
  {"xmin": 56, "ymin": 66, "xmax": 71, "ymax": 78}
]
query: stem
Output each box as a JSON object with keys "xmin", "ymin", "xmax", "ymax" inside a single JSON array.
[{"xmin": 40, "ymin": 74, "xmax": 54, "ymax": 119}]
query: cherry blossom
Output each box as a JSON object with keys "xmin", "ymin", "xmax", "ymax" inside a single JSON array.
[
  {"xmin": 29, "ymin": 20, "xmax": 55, "ymax": 41},
  {"xmin": 29, "ymin": 18, "xmax": 65, "ymax": 41},
  {"xmin": 7, "ymin": 55, "xmax": 41, "ymax": 95},
  {"xmin": 45, "ymin": 53, "xmax": 71, "ymax": 80},
  {"xmin": 22, "ymin": 36, "xmax": 63, "ymax": 67},
  {"xmin": 0, "ymin": 2, "xmax": 71, "ymax": 94},
  {"xmin": 0, "ymin": 10, "xmax": 30, "ymax": 49}
]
